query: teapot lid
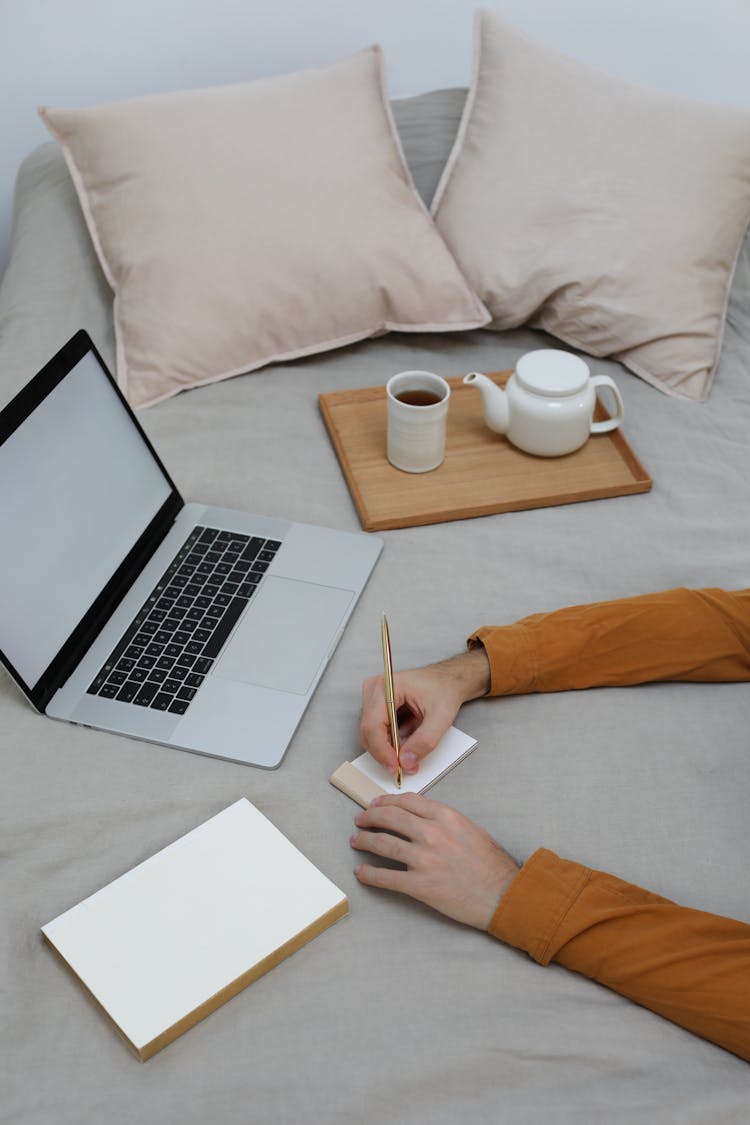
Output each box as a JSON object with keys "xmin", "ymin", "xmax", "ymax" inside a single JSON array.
[{"xmin": 515, "ymin": 350, "xmax": 589, "ymax": 397}]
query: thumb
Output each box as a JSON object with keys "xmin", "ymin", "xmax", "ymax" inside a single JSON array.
[{"xmin": 399, "ymin": 711, "xmax": 451, "ymax": 773}]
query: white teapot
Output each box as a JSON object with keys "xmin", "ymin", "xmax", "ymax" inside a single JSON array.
[{"xmin": 464, "ymin": 350, "xmax": 625, "ymax": 457}]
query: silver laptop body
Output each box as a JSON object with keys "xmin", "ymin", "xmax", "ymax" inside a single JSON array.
[{"xmin": 0, "ymin": 331, "xmax": 381, "ymax": 767}]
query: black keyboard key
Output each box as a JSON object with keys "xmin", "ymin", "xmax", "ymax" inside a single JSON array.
[
  {"xmin": 116, "ymin": 657, "xmax": 136, "ymax": 673},
  {"xmin": 216, "ymin": 531, "xmax": 232, "ymax": 543},
  {"xmin": 133, "ymin": 632, "xmax": 152, "ymax": 648},
  {"xmin": 265, "ymin": 540, "xmax": 282, "ymax": 551},
  {"xmin": 237, "ymin": 582, "xmax": 258, "ymax": 597},
  {"xmin": 173, "ymin": 631, "xmax": 190, "ymax": 645},
  {"xmin": 186, "ymin": 608, "xmax": 203, "ymax": 621},
  {"xmin": 165, "ymin": 644, "xmax": 182, "ymax": 658},
  {"xmin": 150, "ymin": 692, "xmax": 173, "ymax": 711},
  {"xmin": 177, "ymin": 685, "xmax": 197, "ymax": 701},
  {"xmin": 140, "ymin": 620, "xmax": 158, "ymax": 635},
  {"xmin": 222, "ymin": 581, "xmax": 239, "ymax": 595},
  {"xmin": 203, "ymin": 597, "xmax": 247, "ymax": 658},
  {"xmin": 184, "ymin": 584, "xmax": 202, "ymax": 597},
  {"xmin": 168, "ymin": 698, "xmax": 190, "ymax": 715},
  {"xmin": 116, "ymin": 681, "xmax": 139, "ymax": 703},
  {"xmin": 195, "ymin": 595, "xmax": 211, "ymax": 609},
  {"xmin": 185, "ymin": 672, "xmax": 205, "ymax": 688},
  {"xmin": 148, "ymin": 668, "xmax": 168, "ymax": 683},
  {"xmin": 186, "ymin": 640, "xmax": 204, "ymax": 655},
  {"xmin": 134, "ymin": 682, "xmax": 159, "ymax": 706},
  {"xmin": 130, "ymin": 668, "xmax": 148, "ymax": 682},
  {"xmin": 181, "ymin": 618, "xmax": 199, "ymax": 632},
  {"xmin": 232, "ymin": 559, "xmax": 250, "ymax": 574},
  {"xmin": 98, "ymin": 683, "xmax": 119, "ymax": 698},
  {"xmin": 145, "ymin": 642, "xmax": 164, "ymax": 657},
  {"xmin": 215, "ymin": 593, "xmax": 231, "ymax": 607},
  {"xmin": 193, "ymin": 628, "xmax": 211, "ymax": 643},
  {"xmin": 156, "ymin": 656, "xmax": 173, "ymax": 670},
  {"xmin": 138, "ymin": 655, "xmax": 156, "ymax": 669},
  {"xmin": 258, "ymin": 549, "xmax": 275, "ymax": 563},
  {"xmin": 214, "ymin": 562, "xmax": 231, "ymax": 575},
  {"xmin": 197, "ymin": 562, "xmax": 214, "ymax": 575},
  {"xmin": 205, "ymin": 550, "xmax": 223, "ymax": 564},
  {"xmin": 203, "ymin": 584, "xmax": 220, "ymax": 597},
  {"xmin": 193, "ymin": 657, "xmax": 213, "ymax": 675},
  {"xmin": 124, "ymin": 644, "xmax": 144, "ymax": 660},
  {"xmin": 154, "ymin": 631, "xmax": 172, "ymax": 645},
  {"xmin": 164, "ymin": 678, "xmax": 182, "ymax": 693},
  {"xmin": 165, "ymin": 613, "xmax": 184, "ymax": 626},
  {"xmin": 108, "ymin": 671, "xmax": 127, "ymax": 686},
  {"xmin": 241, "ymin": 537, "xmax": 265, "ymax": 562},
  {"xmin": 149, "ymin": 609, "xmax": 167, "ymax": 623},
  {"xmin": 205, "ymin": 604, "xmax": 224, "ymax": 619},
  {"xmin": 224, "ymin": 541, "xmax": 242, "ymax": 555},
  {"xmin": 176, "ymin": 596, "xmax": 193, "ymax": 609},
  {"xmin": 176, "ymin": 653, "xmax": 195, "ymax": 668},
  {"xmin": 164, "ymin": 585, "xmax": 182, "ymax": 599},
  {"xmin": 171, "ymin": 665, "xmax": 190, "ymax": 681},
  {"xmin": 156, "ymin": 597, "xmax": 175, "ymax": 612},
  {"xmin": 251, "ymin": 560, "xmax": 269, "ymax": 574},
  {"xmin": 199, "ymin": 527, "xmax": 219, "ymax": 542}
]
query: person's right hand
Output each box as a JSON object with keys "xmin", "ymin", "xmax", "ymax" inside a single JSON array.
[{"xmin": 359, "ymin": 647, "xmax": 490, "ymax": 776}]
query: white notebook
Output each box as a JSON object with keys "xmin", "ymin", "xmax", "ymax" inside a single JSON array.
[
  {"xmin": 330, "ymin": 725, "xmax": 478, "ymax": 808},
  {"xmin": 41, "ymin": 799, "xmax": 347, "ymax": 1060}
]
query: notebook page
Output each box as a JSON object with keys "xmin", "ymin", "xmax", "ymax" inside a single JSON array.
[{"xmin": 350, "ymin": 725, "xmax": 477, "ymax": 795}]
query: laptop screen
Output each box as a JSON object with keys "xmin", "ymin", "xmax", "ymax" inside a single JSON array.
[{"xmin": 0, "ymin": 349, "xmax": 172, "ymax": 689}]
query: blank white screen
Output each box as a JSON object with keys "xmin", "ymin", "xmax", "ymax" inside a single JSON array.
[{"xmin": 0, "ymin": 352, "xmax": 172, "ymax": 687}]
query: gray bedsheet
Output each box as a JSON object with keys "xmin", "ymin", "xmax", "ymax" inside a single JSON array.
[{"xmin": 1, "ymin": 92, "xmax": 749, "ymax": 1124}]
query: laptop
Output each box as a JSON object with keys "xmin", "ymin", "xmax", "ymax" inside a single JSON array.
[{"xmin": 0, "ymin": 331, "xmax": 382, "ymax": 767}]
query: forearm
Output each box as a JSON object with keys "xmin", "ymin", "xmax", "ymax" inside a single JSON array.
[
  {"xmin": 490, "ymin": 849, "xmax": 750, "ymax": 1062},
  {"xmin": 468, "ymin": 587, "xmax": 750, "ymax": 696}
]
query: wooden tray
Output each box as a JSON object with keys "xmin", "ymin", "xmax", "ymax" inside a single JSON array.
[{"xmin": 319, "ymin": 372, "xmax": 651, "ymax": 531}]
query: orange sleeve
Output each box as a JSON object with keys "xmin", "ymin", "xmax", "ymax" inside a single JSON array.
[
  {"xmin": 489, "ymin": 848, "xmax": 750, "ymax": 1062},
  {"xmin": 467, "ymin": 587, "xmax": 750, "ymax": 696}
]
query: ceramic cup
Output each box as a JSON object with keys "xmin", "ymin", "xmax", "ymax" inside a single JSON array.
[{"xmin": 386, "ymin": 370, "xmax": 451, "ymax": 473}]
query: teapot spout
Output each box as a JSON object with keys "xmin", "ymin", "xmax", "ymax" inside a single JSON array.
[{"xmin": 463, "ymin": 371, "xmax": 509, "ymax": 435}]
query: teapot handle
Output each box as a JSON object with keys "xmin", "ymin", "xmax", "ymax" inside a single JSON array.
[{"xmin": 589, "ymin": 376, "xmax": 625, "ymax": 433}]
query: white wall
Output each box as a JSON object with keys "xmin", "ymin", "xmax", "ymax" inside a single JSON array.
[{"xmin": 1, "ymin": 0, "xmax": 749, "ymax": 278}]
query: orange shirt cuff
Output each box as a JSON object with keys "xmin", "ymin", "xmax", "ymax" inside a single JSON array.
[
  {"xmin": 467, "ymin": 623, "xmax": 539, "ymax": 696},
  {"xmin": 488, "ymin": 848, "xmax": 591, "ymax": 965}
]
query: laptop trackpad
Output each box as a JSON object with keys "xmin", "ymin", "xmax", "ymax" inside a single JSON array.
[{"xmin": 214, "ymin": 576, "xmax": 354, "ymax": 695}]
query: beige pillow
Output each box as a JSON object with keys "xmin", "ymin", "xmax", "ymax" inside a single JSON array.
[
  {"xmin": 40, "ymin": 48, "xmax": 488, "ymax": 408},
  {"xmin": 432, "ymin": 10, "xmax": 750, "ymax": 400}
]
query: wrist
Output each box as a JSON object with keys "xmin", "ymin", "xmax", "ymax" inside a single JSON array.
[{"xmin": 431, "ymin": 647, "xmax": 490, "ymax": 704}]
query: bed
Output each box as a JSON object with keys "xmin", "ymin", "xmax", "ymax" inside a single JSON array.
[{"xmin": 2, "ymin": 72, "xmax": 750, "ymax": 1125}]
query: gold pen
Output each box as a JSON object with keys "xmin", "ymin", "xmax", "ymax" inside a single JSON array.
[{"xmin": 381, "ymin": 612, "xmax": 402, "ymax": 788}]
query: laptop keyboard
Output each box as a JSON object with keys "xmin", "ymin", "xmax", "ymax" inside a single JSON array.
[{"xmin": 87, "ymin": 526, "xmax": 282, "ymax": 715}]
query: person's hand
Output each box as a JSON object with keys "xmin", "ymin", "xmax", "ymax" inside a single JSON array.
[
  {"xmin": 350, "ymin": 792, "xmax": 519, "ymax": 930},
  {"xmin": 359, "ymin": 648, "xmax": 490, "ymax": 775}
]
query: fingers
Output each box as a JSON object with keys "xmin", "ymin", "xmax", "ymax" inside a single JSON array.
[
  {"xmin": 399, "ymin": 707, "xmax": 455, "ymax": 773},
  {"xmin": 350, "ymin": 795, "xmax": 441, "ymax": 875},
  {"xmin": 359, "ymin": 674, "xmax": 398, "ymax": 771},
  {"xmin": 353, "ymin": 799, "xmax": 427, "ymax": 842},
  {"xmin": 354, "ymin": 863, "xmax": 412, "ymax": 894},
  {"xmin": 350, "ymin": 827, "xmax": 411, "ymax": 866},
  {"xmin": 363, "ymin": 791, "xmax": 440, "ymax": 821}
]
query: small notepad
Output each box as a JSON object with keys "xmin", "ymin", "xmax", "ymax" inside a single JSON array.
[
  {"xmin": 41, "ymin": 799, "xmax": 347, "ymax": 1060},
  {"xmin": 330, "ymin": 725, "xmax": 478, "ymax": 808}
]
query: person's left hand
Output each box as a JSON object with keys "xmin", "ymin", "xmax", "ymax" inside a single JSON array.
[{"xmin": 350, "ymin": 792, "xmax": 520, "ymax": 930}]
